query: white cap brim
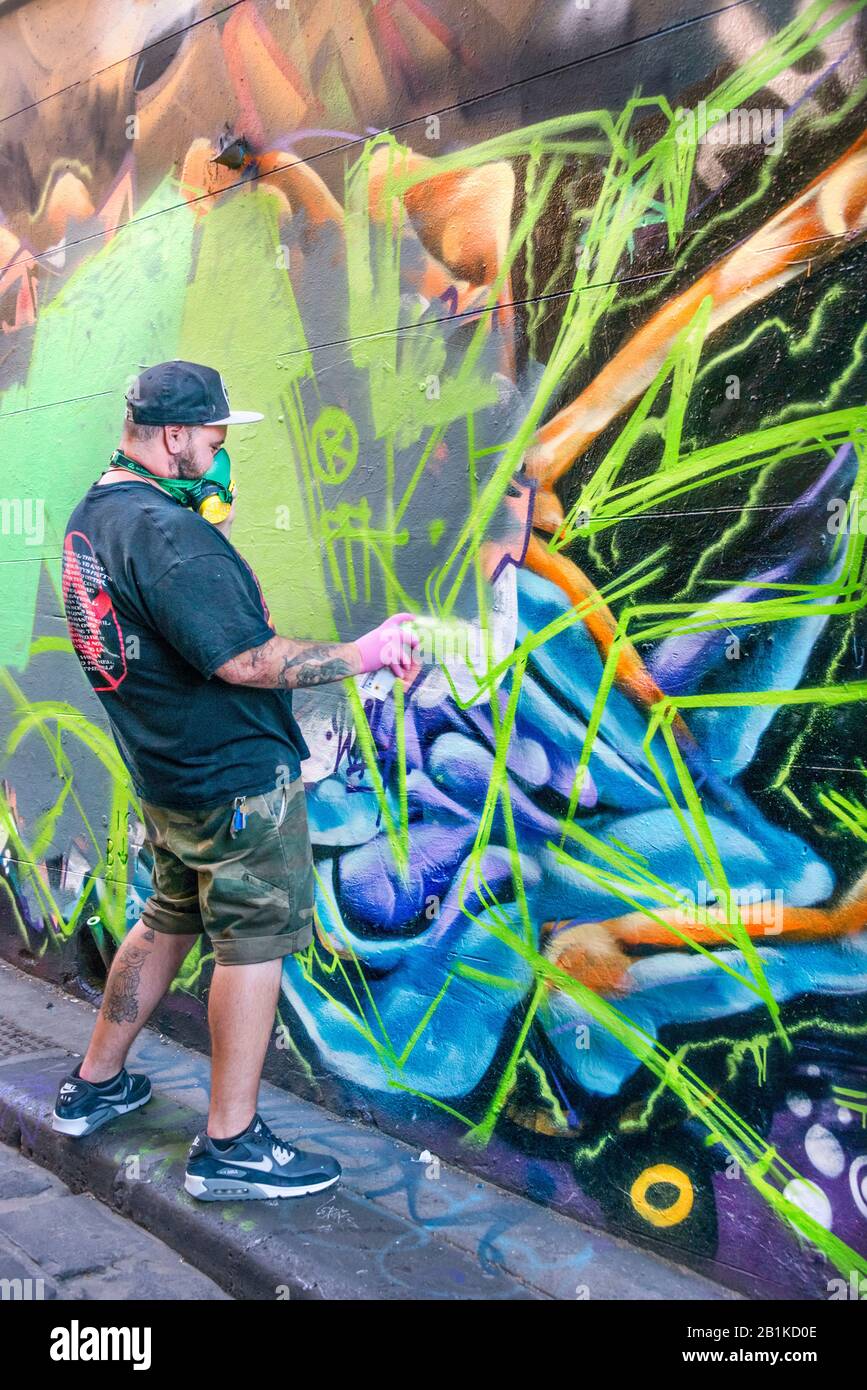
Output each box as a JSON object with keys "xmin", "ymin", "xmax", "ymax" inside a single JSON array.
[{"xmin": 205, "ymin": 409, "xmax": 265, "ymax": 425}]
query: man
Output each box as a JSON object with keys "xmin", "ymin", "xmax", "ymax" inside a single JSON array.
[{"xmin": 53, "ymin": 360, "xmax": 419, "ymax": 1202}]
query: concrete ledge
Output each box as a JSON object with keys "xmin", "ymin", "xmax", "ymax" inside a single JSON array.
[
  {"xmin": 0, "ymin": 1054, "xmax": 536, "ymax": 1300},
  {"xmin": 0, "ymin": 960, "xmax": 739, "ymax": 1301}
]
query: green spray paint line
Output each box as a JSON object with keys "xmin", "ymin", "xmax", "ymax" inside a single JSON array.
[
  {"xmin": 548, "ymin": 841, "xmax": 771, "ymax": 997},
  {"xmin": 0, "ymin": 659, "xmax": 137, "ymax": 946},
  {"xmin": 170, "ymin": 940, "xmax": 213, "ymax": 995},
  {"xmin": 177, "ymin": 187, "xmax": 331, "ymax": 640},
  {"xmin": 652, "ymin": 712, "xmax": 786, "ymax": 1038},
  {"xmin": 382, "ymin": 1082, "xmax": 476, "ymax": 1129},
  {"xmin": 781, "ymin": 784, "xmax": 813, "ymax": 819},
  {"xmin": 274, "ymin": 1011, "xmax": 320, "ymax": 1089},
  {"xmin": 446, "ymin": 864, "xmax": 867, "ymax": 1279},
  {"xmin": 342, "ymin": 679, "xmax": 408, "ymax": 877},
  {"xmin": 582, "ymin": 1014, "xmax": 867, "ymax": 1149},
  {"xmin": 551, "ymin": 294, "xmax": 715, "ymax": 549},
  {"xmin": 0, "ymin": 874, "xmax": 37, "ymax": 948},
  {"xmin": 559, "ymin": 410, "xmax": 866, "ymax": 537},
  {"xmin": 676, "ymin": 406, "xmax": 860, "ymax": 607},
  {"xmin": 464, "ymin": 978, "xmax": 547, "ymax": 1146},
  {"xmin": 772, "ymin": 612, "xmax": 865, "ymax": 791},
  {"xmin": 427, "ymin": 1, "xmax": 863, "ymax": 611},
  {"xmin": 433, "ymin": 550, "xmax": 667, "ymax": 714},
  {"xmin": 645, "ymin": 66, "xmax": 866, "ymax": 303},
  {"xmin": 306, "ymin": 861, "xmax": 404, "ymax": 1066},
  {"xmin": 518, "ymin": 1049, "xmax": 573, "ymax": 1131},
  {"xmin": 614, "ymin": 511, "xmax": 866, "ymax": 653},
  {"xmin": 818, "ymin": 788, "xmax": 867, "ymax": 841},
  {"xmin": 694, "ymin": 285, "xmax": 847, "ymax": 390}
]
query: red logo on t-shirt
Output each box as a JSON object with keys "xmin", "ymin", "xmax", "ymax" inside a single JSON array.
[{"xmin": 62, "ymin": 531, "xmax": 128, "ymax": 691}]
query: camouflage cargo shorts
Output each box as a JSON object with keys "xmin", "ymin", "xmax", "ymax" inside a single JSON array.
[{"xmin": 138, "ymin": 779, "xmax": 315, "ymax": 966}]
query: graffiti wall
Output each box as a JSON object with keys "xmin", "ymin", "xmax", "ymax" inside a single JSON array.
[{"xmin": 1, "ymin": 0, "xmax": 866, "ymax": 1297}]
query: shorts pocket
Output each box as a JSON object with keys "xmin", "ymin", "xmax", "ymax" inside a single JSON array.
[
  {"xmin": 260, "ymin": 779, "xmax": 300, "ymax": 831},
  {"xmin": 273, "ymin": 785, "xmax": 289, "ymax": 828},
  {"xmin": 241, "ymin": 868, "xmax": 292, "ymax": 896}
]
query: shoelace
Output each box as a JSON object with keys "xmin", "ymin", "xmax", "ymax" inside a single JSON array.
[{"xmin": 257, "ymin": 1119, "xmax": 295, "ymax": 1164}]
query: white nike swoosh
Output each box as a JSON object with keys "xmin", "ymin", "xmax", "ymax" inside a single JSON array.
[{"xmin": 220, "ymin": 1155, "xmax": 273, "ymax": 1171}]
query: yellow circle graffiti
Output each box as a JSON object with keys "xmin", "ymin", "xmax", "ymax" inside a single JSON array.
[
  {"xmin": 630, "ymin": 1164, "xmax": 694, "ymax": 1228},
  {"xmin": 311, "ymin": 406, "xmax": 359, "ymax": 485}
]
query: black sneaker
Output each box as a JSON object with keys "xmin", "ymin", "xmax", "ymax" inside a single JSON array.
[
  {"xmin": 51, "ymin": 1062, "xmax": 152, "ymax": 1137},
  {"xmin": 184, "ymin": 1112, "xmax": 341, "ymax": 1201}
]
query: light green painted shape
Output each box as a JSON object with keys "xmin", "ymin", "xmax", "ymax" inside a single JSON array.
[
  {"xmin": 177, "ymin": 187, "xmax": 332, "ymax": 638},
  {"xmin": 0, "ymin": 177, "xmax": 197, "ymax": 668}
]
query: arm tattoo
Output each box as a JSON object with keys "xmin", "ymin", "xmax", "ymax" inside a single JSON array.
[
  {"xmin": 216, "ymin": 636, "xmax": 357, "ymax": 689},
  {"xmin": 276, "ymin": 646, "xmax": 355, "ymax": 689},
  {"xmin": 102, "ymin": 943, "xmax": 150, "ymax": 1024}
]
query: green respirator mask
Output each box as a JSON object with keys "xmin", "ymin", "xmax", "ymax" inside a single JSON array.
[{"xmin": 107, "ymin": 447, "xmax": 236, "ymax": 524}]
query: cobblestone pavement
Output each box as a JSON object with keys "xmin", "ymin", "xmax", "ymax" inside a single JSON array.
[{"xmin": 0, "ymin": 1141, "xmax": 230, "ymax": 1301}]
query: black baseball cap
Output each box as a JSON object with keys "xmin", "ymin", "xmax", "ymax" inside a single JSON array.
[{"xmin": 124, "ymin": 360, "xmax": 264, "ymax": 426}]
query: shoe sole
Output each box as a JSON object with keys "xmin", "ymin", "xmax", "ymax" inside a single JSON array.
[
  {"xmin": 183, "ymin": 1171, "xmax": 340, "ymax": 1201},
  {"xmin": 51, "ymin": 1088, "xmax": 152, "ymax": 1137}
]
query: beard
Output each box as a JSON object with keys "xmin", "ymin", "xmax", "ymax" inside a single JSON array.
[
  {"xmin": 168, "ymin": 438, "xmax": 202, "ymax": 481},
  {"xmin": 172, "ymin": 450, "xmax": 199, "ymax": 480}
]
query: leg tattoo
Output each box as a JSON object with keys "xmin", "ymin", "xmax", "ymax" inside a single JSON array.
[{"xmin": 102, "ymin": 944, "xmax": 150, "ymax": 1024}]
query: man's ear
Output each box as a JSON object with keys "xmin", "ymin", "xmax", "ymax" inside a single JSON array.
[{"xmin": 164, "ymin": 424, "xmax": 189, "ymax": 455}]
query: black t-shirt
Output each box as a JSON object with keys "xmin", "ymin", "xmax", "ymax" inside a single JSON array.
[{"xmin": 62, "ymin": 478, "xmax": 311, "ymax": 809}]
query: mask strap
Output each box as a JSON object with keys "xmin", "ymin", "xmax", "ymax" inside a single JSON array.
[{"xmin": 106, "ymin": 450, "xmax": 199, "ymax": 507}]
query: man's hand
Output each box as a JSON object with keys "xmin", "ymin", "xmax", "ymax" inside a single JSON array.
[{"xmin": 353, "ymin": 612, "xmax": 420, "ymax": 677}]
